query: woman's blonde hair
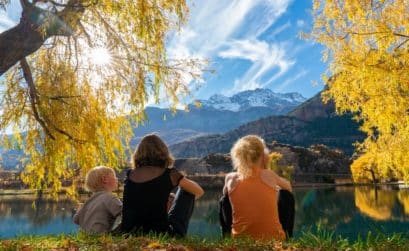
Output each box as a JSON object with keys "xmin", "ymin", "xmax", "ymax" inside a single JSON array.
[
  {"xmin": 85, "ymin": 166, "xmax": 115, "ymax": 192},
  {"xmin": 230, "ymin": 135, "xmax": 267, "ymax": 178},
  {"xmin": 132, "ymin": 134, "xmax": 174, "ymax": 168}
]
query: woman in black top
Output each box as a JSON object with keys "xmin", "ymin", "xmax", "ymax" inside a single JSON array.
[{"xmin": 121, "ymin": 134, "xmax": 204, "ymax": 236}]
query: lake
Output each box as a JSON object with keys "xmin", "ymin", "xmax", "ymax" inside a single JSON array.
[{"xmin": 1, "ymin": 186, "xmax": 409, "ymax": 239}]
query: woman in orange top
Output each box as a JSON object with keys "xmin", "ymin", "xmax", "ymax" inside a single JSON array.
[{"xmin": 221, "ymin": 135, "xmax": 294, "ymax": 241}]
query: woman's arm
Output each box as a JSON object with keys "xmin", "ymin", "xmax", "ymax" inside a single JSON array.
[
  {"xmin": 179, "ymin": 177, "xmax": 205, "ymax": 199},
  {"xmin": 272, "ymin": 171, "xmax": 292, "ymax": 192},
  {"xmin": 261, "ymin": 169, "xmax": 292, "ymax": 192}
]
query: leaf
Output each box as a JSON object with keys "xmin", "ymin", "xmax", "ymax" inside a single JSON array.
[{"xmin": 147, "ymin": 241, "xmax": 162, "ymax": 249}]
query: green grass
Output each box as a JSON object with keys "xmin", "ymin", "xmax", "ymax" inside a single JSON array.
[{"xmin": 1, "ymin": 231, "xmax": 409, "ymax": 251}]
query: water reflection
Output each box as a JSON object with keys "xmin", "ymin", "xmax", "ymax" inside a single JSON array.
[
  {"xmin": 188, "ymin": 189, "xmax": 222, "ymax": 238},
  {"xmin": 398, "ymin": 190, "xmax": 409, "ymax": 216},
  {"xmin": 2, "ymin": 186, "xmax": 409, "ymax": 239},
  {"xmin": 294, "ymin": 186, "xmax": 409, "ymax": 239},
  {"xmin": 0, "ymin": 195, "xmax": 78, "ymax": 238},
  {"xmin": 294, "ymin": 187, "xmax": 356, "ymax": 232},
  {"xmin": 355, "ymin": 187, "xmax": 395, "ymax": 220}
]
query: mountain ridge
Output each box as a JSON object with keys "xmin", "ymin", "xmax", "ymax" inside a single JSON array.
[
  {"xmin": 169, "ymin": 92, "xmax": 365, "ymax": 157},
  {"xmin": 1, "ymin": 88, "xmax": 305, "ymax": 170},
  {"xmin": 199, "ymin": 88, "xmax": 306, "ymax": 112}
]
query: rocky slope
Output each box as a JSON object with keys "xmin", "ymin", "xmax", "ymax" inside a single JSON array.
[
  {"xmin": 169, "ymin": 92, "xmax": 365, "ymax": 157},
  {"xmin": 174, "ymin": 142, "xmax": 351, "ymax": 183}
]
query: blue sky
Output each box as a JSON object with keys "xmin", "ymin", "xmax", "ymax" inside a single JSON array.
[
  {"xmin": 0, "ymin": 0, "xmax": 326, "ymax": 100},
  {"xmin": 167, "ymin": 0, "xmax": 327, "ymax": 99}
]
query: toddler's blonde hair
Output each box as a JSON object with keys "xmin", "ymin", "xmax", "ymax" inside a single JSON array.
[
  {"xmin": 230, "ymin": 135, "xmax": 267, "ymax": 179},
  {"xmin": 85, "ymin": 166, "xmax": 115, "ymax": 192}
]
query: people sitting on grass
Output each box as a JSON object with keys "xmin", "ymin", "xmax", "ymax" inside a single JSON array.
[
  {"xmin": 73, "ymin": 166, "xmax": 122, "ymax": 233},
  {"xmin": 219, "ymin": 135, "xmax": 295, "ymax": 241},
  {"xmin": 121, "ymin": 134, "xmax": 204, "ymax": 236}
]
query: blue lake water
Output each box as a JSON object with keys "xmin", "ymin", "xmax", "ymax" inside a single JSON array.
[{"xmin": 1, "ymin": 186, "xmax": 409, "ymax": 239}]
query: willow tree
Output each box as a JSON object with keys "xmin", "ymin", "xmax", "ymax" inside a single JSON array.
[
  {"xmin": 310, "ymin": 0, "xmax": 409, "ymax": 182},
  {"xmin": 0, "ymin": 0, "xmax": 205, "ymax": 196}
]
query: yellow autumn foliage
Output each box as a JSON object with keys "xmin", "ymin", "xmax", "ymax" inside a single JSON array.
[
  {"xmin": 268, "ymin": 152, "xmax": 294, "ymax": 181},
  {"xmin": 0, "ymin": 1, "xmax": 206, "ymax": 196},
  {"xmin": 350, "ymin": 154, "xmax": 380, "ymax": 183},
  {"xmin": 310, "ymin": 0, "xmax": 409, "ymax": 182}
]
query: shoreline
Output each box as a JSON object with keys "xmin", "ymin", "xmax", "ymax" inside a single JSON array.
[{"xmin": 0, "ymin": 180, "xmax": 406, "ymax": 196}]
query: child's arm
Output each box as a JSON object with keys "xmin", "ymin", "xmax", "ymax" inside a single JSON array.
[
  {"xmin": 106, "ymin": 195, "xmax": 122, "ymax": 217},
  {"xmin": 106, "ymin": 195, "xmax": 122, "ymax": 232},
  {"xmin": 72, "ymin": 203, "xmax": 83, "ymax": 225}
]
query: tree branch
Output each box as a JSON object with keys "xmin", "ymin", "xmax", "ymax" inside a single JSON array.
[
  {"xmin": 46, "ymin": 0, "xmax": 97, "ymax": 8},
  {"xmin": 44, "ymin": 117, "xmax": 87, "ymax": 143},
  {"xmin": 395, "ymin": 38, "xmax": 409, "ymax": 51},
  {"xmin": 20, "ymin": 58, "xmax": 86, "ymax": 143},
  {"xmin": 20, "ymin": 57, "xmax": 56, "ymax": 140}
]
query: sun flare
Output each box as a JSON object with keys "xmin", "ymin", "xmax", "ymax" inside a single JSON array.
[{"xmin": 89, "ymin": 47, "xmax": 112, "ymax": 66}]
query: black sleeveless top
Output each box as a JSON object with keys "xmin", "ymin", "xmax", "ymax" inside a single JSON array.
[{"xmin": 121, "ymin": 167, "xmax": 183, "ymax": 233}]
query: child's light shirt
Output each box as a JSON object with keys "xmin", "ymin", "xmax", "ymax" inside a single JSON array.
[{"xmin": 73, "ymin": 191, "xmax": 122, "ymax": 233}]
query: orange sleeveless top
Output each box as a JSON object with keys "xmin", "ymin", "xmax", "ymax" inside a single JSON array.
[{"xmin": 229, "ymin": 170, "xmax": 285, "ymax": 241}]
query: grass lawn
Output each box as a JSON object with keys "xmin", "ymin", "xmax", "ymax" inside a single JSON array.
[{"xmin": 1, "ymin": 230, "xmax": 408, "ymax": 251}]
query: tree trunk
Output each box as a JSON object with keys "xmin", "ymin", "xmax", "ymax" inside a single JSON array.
[
  {"xmin": 0, "ymin": 17, "xmax": 45, "ymax": 75},
  {"xmin": 0, "ymin": 0, "xmax": 85, "ymax": 76},
  {"xmin": 369, "ymin": 168, "xmax": 377, "ymax": 184}
]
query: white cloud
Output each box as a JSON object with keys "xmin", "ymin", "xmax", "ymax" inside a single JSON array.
[
  {"xmin": 0, "ymin": 0, "xmax": 21, "ymax": 32},
  {"xmin": 168, "ymin": 0, "xmax": 259, "ymax": 58},
  {"xmin": 296, "ymin": 19, "xmax": 305, "ymax": 28},
  {"xmin": 219, "ymin": 39, "xmax": 295, "ymax": 94},
  {"xmin": 242, "ymin": 0, "xmax": 293, "ymax": 38},
  {"xmin": 0, "ymin": 13, "xmax": 16, "ymax": 32},
  {"xmin": 275, "ymin": 68, "xmax": 308, "ymax": 92},
  {"xmin": 218, "ymin": 39, "xmax": 270, "ymax": 62},
  {"xmin": 167, "ymin": 0, "xmax": 293, "ymax": 94},
  {"xmin": 170, "ymin": 0, "xmax": 292, "ymax": 55},
  {"xmin": 268, "ymin": 21, "xmax": 291, "ymax": 39}
]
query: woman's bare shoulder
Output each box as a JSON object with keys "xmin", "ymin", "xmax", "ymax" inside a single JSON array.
[
  {"xmin": 260, "ymin": 168, "xmax": 275, "ymax": 177},
  {"xmin": 224, "ymin": 172, "xmax": 241, "ymax": 194},
  {"xmin": 260, "ymin": 168, "xmax": 292, "ymax": 191},
  {"xmin": 259, "ymin": 168, "xmax": 278, "ymax": 188}
]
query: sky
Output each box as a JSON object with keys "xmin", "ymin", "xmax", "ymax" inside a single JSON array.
[
  {"xmin": 167, "ymin": 0, "xmax": 327, "ymax": 99},
  {"xmin": 0, "ymin": 0, "xmax": 326, "ymax": 101}
]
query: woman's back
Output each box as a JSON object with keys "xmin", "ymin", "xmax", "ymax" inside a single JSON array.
[
  {"xmin": 121, "ymin": 167, "xmax": 182, "ymax": 233},
  {"xmin": 228, "ymin": 170, "xmax": 285, "ymax": 241}
]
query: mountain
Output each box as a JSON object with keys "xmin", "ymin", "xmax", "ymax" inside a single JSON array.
[
  {"xmin": 0, "ymin": 148, "xmax": 23, "ymax": 170},
  {"xmin": 131, "ymin": 88, "xmax": 305, "ymax": 145},
  {"xmin": 1, "ymin": 88, "xmax": 305, "ymax": 170},
  {"xmin": 199, "ymin": 88, "xmax": 306, "ymax": 112},
  {"xmin": 169, "ymin": 92, "xmax": 366, "ymax": 157}
]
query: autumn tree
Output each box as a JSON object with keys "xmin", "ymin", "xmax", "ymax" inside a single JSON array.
[
  {"xmin": 0, "ymin": 0, "xmax": 205, "ymax": 196},
  {"xmin": 268, "ymin": 152, "xmax": 294, "ymax": 181},
  {"xmin": 310, "ymin": 0, "xmax": 409, "ymax": 182}
]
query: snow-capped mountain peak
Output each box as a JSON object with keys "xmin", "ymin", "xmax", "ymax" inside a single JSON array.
[
  {"xmin": 208, "ymin": 94, "xmax": 230, "ymax": 104},
  {"xmin": 198, "ymin": 88, "xmax": 306, "ymax": 112}
]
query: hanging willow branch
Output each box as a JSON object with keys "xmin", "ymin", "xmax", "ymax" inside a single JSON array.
[{"xmin": 20, "ymin": 57, "xmax": 56, "ymax": 140}]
